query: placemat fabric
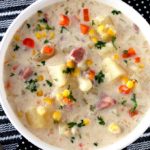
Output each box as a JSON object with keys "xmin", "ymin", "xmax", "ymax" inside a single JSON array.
[{"xmin": 0, "ymin": 0, "xmax": 150, "ymax": 150}]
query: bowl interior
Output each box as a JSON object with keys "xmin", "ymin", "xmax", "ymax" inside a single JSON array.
[{"xmin": 0, "ymin": 0, "xmax": 150, "ymax": 150}]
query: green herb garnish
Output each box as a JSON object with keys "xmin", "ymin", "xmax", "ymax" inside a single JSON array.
[
  {"xmin": 63, "ymin": 67, "xmax": 75, "ymax": 74},
  {"xmin": 67, "ymin": 122, "xmax": 77, "ymax": 128},
  {"xmin": 90, "ymin": 105, "xmax": 96, "ymax": 112},
  {"xmin": 46, "ymin": 24, "xmax": 55, "ymax": 30},
  {"xmin": 112, "ymin": 36, "xmax": 117, "ymax": 50},
  {"xmin": 60, "ymin": 26, "xmax": 68, "ymax": 33},
  {"xmin": 95, "ymin": 71, "xmax": 105, "ymax": 84},
  {"xmin": 123, "ymin": 60, "xmax": 128, "ymax": 64},
  {"xmin": 92, "ymin": 20, "xmax": 95, "ymax": 26},
  {"xmin": 77, "ymin": 120, "xmax": 85, "ymax": 128},
  {"xmin": 37, "ymin": 10, "xmax": 43, "ymax": 14},
  {"xmin": 121, "ymin": 100, "xmax": 127, "ymax": 106},
  {"xmin": 25, "ymin": 79, "xmax": 38, "ymax": 92},
  {"xmin": 95, "ymin": 41, "xmax": 106, "ymax": 49},
  {"xmin": 65, "ymin": 10, "xmax": 69, "ymax": 15},
  {"xmin": 13, "ymin": 45, "xmax": 20, "ymax": 51},
  {"xmin": 10, "ymin": 73, "xmax": 15, "ymax": 77},
  {"xmin": 36, "ymin": 24, "xmax": 42, "ymax": 31},
  {"xmin": 46, "ymin": 80, "xmax": 53, "ymax": 87},
  {"xmin": 70, "ymin": 136, "xmax": 75, "ymax": 143},
  {"xmin": 130, "ymin": 93, "xmax": 138, "ymax": 112},
  {"xmin": 112, "ymin": 10, "xmax": 122, "ymax": 15},
  {"xmin": 68, "ymin": 91, "xmax": 76, "ymax": 102},
  {"xmin": 93, "ymin": 142, "xmax": 98, "ymax": 146},
  {"xmin": 41, "ymin": 61, "xmax": 45, "ymax": 66},
  {"xmin": 97, "ymin": 116, "xmax": 105, "ymax": 125},
  {"xmin": 44, "ymin": 39, "xmax": 49, "ymax": 44},
  {"xmin": 26, "ymin": 23, "xmax": 31, "ymax": 28},
  {"xmin": 39, "ymin": 18, "xmax": 47, "ymax": 23}
]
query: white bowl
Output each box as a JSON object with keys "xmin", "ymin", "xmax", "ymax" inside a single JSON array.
[{"xmin": 0, "ymin": 0, "xmax": 150, "ymax": 150}]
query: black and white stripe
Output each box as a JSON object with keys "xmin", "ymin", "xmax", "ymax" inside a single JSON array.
[{"xmin": 0, "ymin": 0, "xmax": 150, "ymax": 150}]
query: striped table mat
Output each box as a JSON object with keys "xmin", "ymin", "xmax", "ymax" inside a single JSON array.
[{"xmin": 0, "ymin": 0, "xmax": 150, "ymax": 150}]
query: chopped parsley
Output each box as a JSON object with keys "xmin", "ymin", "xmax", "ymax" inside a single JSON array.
[
  {"xmin": 82, "ymin": 2, "xmax": 85, "ymax": 8},
  {"xmin": 65, "ymin": 10, "xmax": 69, "ymax": 15},
  {"xmin": 77, "ymin": 120, "xmax": 85, "ymax": 128},
  {"xmin": 10, "ymin": 73, "xmax": 15, "ymax": 77},
  {"xmin": 41, "ymin": 61, "xmax": 45, "ymax": 66},
  {"xmin": 121, "ymin": 100, "xmax": 127, "ymax": 106},
  {"xmin": 112, "ymin": 36, "xmax": 117, "ymax": 50},
  {"xmin": 25, "ymin": 79, "xmax": 38, "ymax": 92},
  {"xmin": 44, "ymin": 39, "xmax": 49, "ymax": 44},
  {"xmin": 90, "ymin": 105, "xmax": 96, "ymax": 112},
  {"xmin": 93, "ymin": 142, "xmax": 98, "ymax": 146},
  {"xmin": 36, "ymin": 24, "xmax": 42, "ymax": 31},
  {"xmin": 123, "ymin": 60, "xmax": 128, "ymax": 64},
  {"xmin": 26, "ymin": 23, "xmax": 31, "ymax": 28},
  {"xmin": 123, "ymin": 50, "xmax": 128, "ymax": 54},
  {"xmin": 92, "ymin": 20, "xmax": 95, "ymax": 26},
  {"xmin": 60, "ymin": 26, "xmax": 68, "ymax": 33},
  {"xmin": 39, "ymin": 18, "xmax": 47, "ymax": 24},
  {"xmin": 68, "ymin": 91, "xmax": 76, "ymax": 102},
  {"xmin": 97, "ymin": 116, "xmax": 105, "ymax": 125},
  {"xmin": 130, "ymin": 93, "xmax": 138, "ymax": 112},
  {"xmin": 70, "ymin": 136, "xmax": 75, "ymax": 143},
  {"xmin": 95, "ymin": 71, "xmax": 105, "ymax": 84},
  {"xmin": 37, "ymin": 10, "xmax": 43, "ymax": 14},
  {"xmin": 13, "ymin": 44, "xmax": 20, "ymax": 51},
  {"xmin": 67, "ymin": 122, "xmax": 77, "ymax": 128},
  {"xmin": 46, "ymin": 80, "xmax": 53, "ymax": 87},
  {"xmin": 63, "ymin": 67, "xmax": 75, "ymax": 74},
  {"xmin": 46, "ymin": 24, "xmax": 55, "ymax": 30},
  {"xmin": 95, "ymin": 41, "xmax": 106, "ymax": 49},
  {"xmin": 112, "ymin": 10, "xmax": 122, "ymax": 15}
]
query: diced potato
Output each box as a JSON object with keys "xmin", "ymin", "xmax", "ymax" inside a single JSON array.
[
  {"xmin": 94, "ymin": 16, "xmax": 113, "ymax": 26},
  {"xmin": 71, "ymin": 126, "xmax": 78, "ymax": 135},
  {"xmin": 102, "ymin": 58, "xmax": 126, "ymax": 82},
  {"xmin": 78, "ymin": 77, "xmax": 92, "ymax": 92},
  {"xmin": 25, "ymin": 107, "xmax": 51, "ymax": 129},
  {"xmin": 47, "ymin": 64, "xmax": 67, "ymax": 87},
  {"xmin": 59, "ymin": 124, "xmax": 71, "ymax": 137},
  {"xmin": 98, "ymin": 42, "xmax": 115, "ymax": 56}
]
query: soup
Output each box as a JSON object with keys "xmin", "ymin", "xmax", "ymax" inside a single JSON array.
[{"xmin": 3, "ymin": 0, "xmax": 150, "ymax": 149}]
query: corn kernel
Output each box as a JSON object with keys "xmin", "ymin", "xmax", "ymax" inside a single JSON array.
[
  {"xmin": 36, "ymin": 90, "xmax": 43, "ymax": 97},
  {"xmin": 36, "ymin": 106, "xmax": 47, "ymax": 116},
  {"xmin": 66, "ymin": 60, "xmax": 75, "ymax": 68},
  {"xmin": 107, "ymin": 28, "xmax": 116, "ymax": 37},
  {"xmin": 14, "ymin": 35, "xmax": 20, "ymax": 41},
  {"xmin": 97, "ymin": 25, "xmax": 105, "ymax": 33},
  {"xmin": 62, "ymin": 89, "xmax": 70, "ymax": 97},
  {"xmin": 91, "ymin": 37, "xmax": 98, "ymax": 43},
  {"xmin": 49, "ymin": 32, "xmax": 55, "ymax": 40},
  {"xmin": 86, "ymin": 59, "xmax": 93, "ymax": 67},
  {"xmin": 37, "ymin": 75, "xmax": 44, "ymax": 81},
  {"xmin": 88, "ymin": 29, "xmax": 96, "ymax": 36},
  {"xmin": 113, "ymin": 54, "xmax": 119, "ymax": 60},
  {"xmin": 126, "ymin": 80, "xmax": 135, "ymax": 89},
  {"xmin": 83, "ymin": 118, "xmax": 90, "ymax": 125},
  {"xmin": 138, "ymin": 63, "xmax": 145, "ymax": 68},
  {"xmin": 108, "ymin": 123, "xmax": 121, "ymax": 134},
  {"xmin": 121, "ymin": 76, "xmax": 129, "ymax": 84},
  {"xmin": 43, "ymin": 97, "xmax": 53, "ymax": 105},
  {"xmin": 35, "ymin": 32, "xmax": 42, "ymax": 39},
  {"xmin": 72, "ymin": 68, "xmax": 80, "ymax": 77},
  {"xmin": 56, "ymin": 93, "xmax": 63, "ymax": 100},
  {"xmin": 53, "ymin": 111, "xmax": 62, "ymax": 122}
]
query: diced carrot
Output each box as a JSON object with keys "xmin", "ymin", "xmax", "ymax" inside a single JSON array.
[
  {"xmin": 135, "ymin": 57, "xmax": 141, "ymax": 63},
  {"xmin": 5, "ymin": 80, "xmax": 11, "ymax": 89},
  {"xmin": 128, "ymin": 110, "xmax": 138, "ymax": 117},
  {"xmin": 83, "ymin": 8, "xmax": 90, "ymax": 22},
  {"xmin": 119, "ymin": 85, "xmax": 131, "ymax": 94},
  {"xmin": 63, "ymin": 97, "xmax": 73, "ymax": 105},
  {"xmin": 59, "ymin": 15, "xmax": 70, "ymax": 26},
  {"xmin": 88, "ymin": 70, "xmax": 95, "ymax": 80},
  {"xmin": 122, "ymin": 53, "xmax": 130, "ymax": 59},
  {"xmin": 128, "ymin": 48, "xmax": 136, "ymax": 56},
  {"xmin": 80, "ymin": 24, "xmax": 90, "ymax": 34},
  {"xmin": 42, "ymin": 45, "xmax": 55, "ymax": 55},
  {"xmin": 23, "ymin": 38, "xmax": 35, "ymax": 48}
]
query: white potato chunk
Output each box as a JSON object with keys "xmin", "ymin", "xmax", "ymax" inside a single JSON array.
[
  {"xmin": 78, "ymin": 77, "xmax": 93, "ymax": 92},
  {"xmin": 59, "ymin": 124, "xmax": 71, "ymax": 137},
  {"xmin": 98, "ymin": 42, "xmax": 115, "ymax": 56},
  {"xmin": 102, "ymin": 58, "xmax": 126, "ymax": 82},
  {"xmin": 47, "ymin": 64, "xmax": 67, "ymax": 87},
  {"xmin": 25, "ymin": 107, "xmax": 51, "ymax": 129},
  {"xmin": 94, "ymin": 16, "xmax": 113, "ymax": 26}
]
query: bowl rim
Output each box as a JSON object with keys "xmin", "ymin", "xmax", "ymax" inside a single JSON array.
[{"xmin": 0, "ymin": 0, "xmax": 150, "ymax": 150}]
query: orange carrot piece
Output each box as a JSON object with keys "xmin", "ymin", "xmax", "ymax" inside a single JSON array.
[
  {"xmin": 43, "ymin": 45, "xmax": 55, "ymax": 55},
  {"xmin": 59, "ymin": 15, "xmax": 70, "ymax": 26},
  {"xmin": 119, "ymin": 85, "xmax": 131, "ymax": 94},
  {"xmin": 128, "ymin": 48, "xmax": 136, "ymax": 56},
  {"xmin": 80, "ymin": 24, "xmax": 90, "ymax": 34},
  {"xmin": 128, "ymin": 110, "xmax": 138, "ymax": 117},
  {"xmin": 83, "ymin": 8, "xmax": 90, "ymax": 22},
  {"xmin": 88, "ymin": 70, "xmax": 95, "ymax": 80},
  {"xmin": 134, "ymin": 57, "xmax": 141, "ymax": 63}
]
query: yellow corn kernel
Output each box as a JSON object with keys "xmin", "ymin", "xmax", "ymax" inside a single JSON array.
[
  {"xmin": 36, "ymin": 106, "xmax": 47, "ymax": 116},
  {"xmin": 17, "ymin": 110, "xmax": 23, "ymax": 118},
  {"xmin": 41, "ymin": 31, "xmax": 47, "ymax": 38},
  {"xmin": 72, "ymin": 68, "xmax": 81, "ymax": 77},
  {"xmin": 121, "ymin": 76, "xmax": 129, "ymax": 84},
  {"xmin": 56, "ymin": 93, "xmax": 63, "ymax": 100},
  {"xmin": 107, "ymin": 28, "xmax": 116, "ymax": 37},
  {"xmin": 66, "ymin": 60, "xmax": 75, "ymax": 68},
  {"xmin": 43, "ymin": 97, "xmax": 53, "ymax": 105},
  {"xmin": 86, "ymin": 59, "xmax": 93, "ymax": 67},
  {"xmin": 14, "ymin": 35, "xmax": 20, "ymax": 41},
  {"xmin": 113, "ymin": 54, "xmax": 119, "ymax": 60},
  {"xmin": 138, "ymin": 63, "xmax": 145, "ymax": 68},
  {"xmin": 91, "ymin": 37, "xmax": 98, "ymax": 43},
  {"xmin": 101, "ymin": 33, "xmax": 109, "ymax": 41},
  {"xmin": 35, "ymin": 32, "xmax": 42, "ymax": 39},
  {"xmin": 126, "ymin": 80, "xmax": 135, "ymax": 89},
  {"xmin": 37, "ymin": 75, "xmax": 44, "ymax": 81},
  {"xmin": 108, "ymin": 123, "xmax": 121, "ymax": 134},
  {"xmin": 49, "ymin": 32, "xmax": 55, "ymax": 40},
  {"xmin": 36, "ymin": 90, "xmax": 43, "ymax": 97},
  {"xmin": 88, "ymin": 29, "xmax": 96, "ymax": 36},
  {"xmin": 53, "ymin": 111, "xmax": 62, "ymax": 122},
  {"xmin": 97, "ymin": 25, "xmax": 105, "ymax": 33},
  {"xmin": 83, "ymin": 118, "xmax": 90, "ymax": 125},
  {"xmin": 62, "ymin": 89, "xmax": 70, "ymax": 97}
]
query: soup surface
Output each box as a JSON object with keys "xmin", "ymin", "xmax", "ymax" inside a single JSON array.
[{"xmin": 3, "ymin": 0, "xmax": 150, "ymax": 149}]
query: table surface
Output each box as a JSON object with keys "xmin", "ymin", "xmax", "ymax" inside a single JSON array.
[{"xmin": 0, "ymin": 0, "xmax": 150, "ymax": 150}]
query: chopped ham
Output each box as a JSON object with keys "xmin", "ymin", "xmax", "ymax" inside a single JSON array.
[
  {"xmin": 21, "ymin": 67, "xmax": 33, "ymax": 80},
  {"xmin": 96, "ymin": 96, "xmax": 116, "ymax": 109},
  {"xmin": 70, "ymin": 47, "xmax": 85, "ymax": 63}
]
